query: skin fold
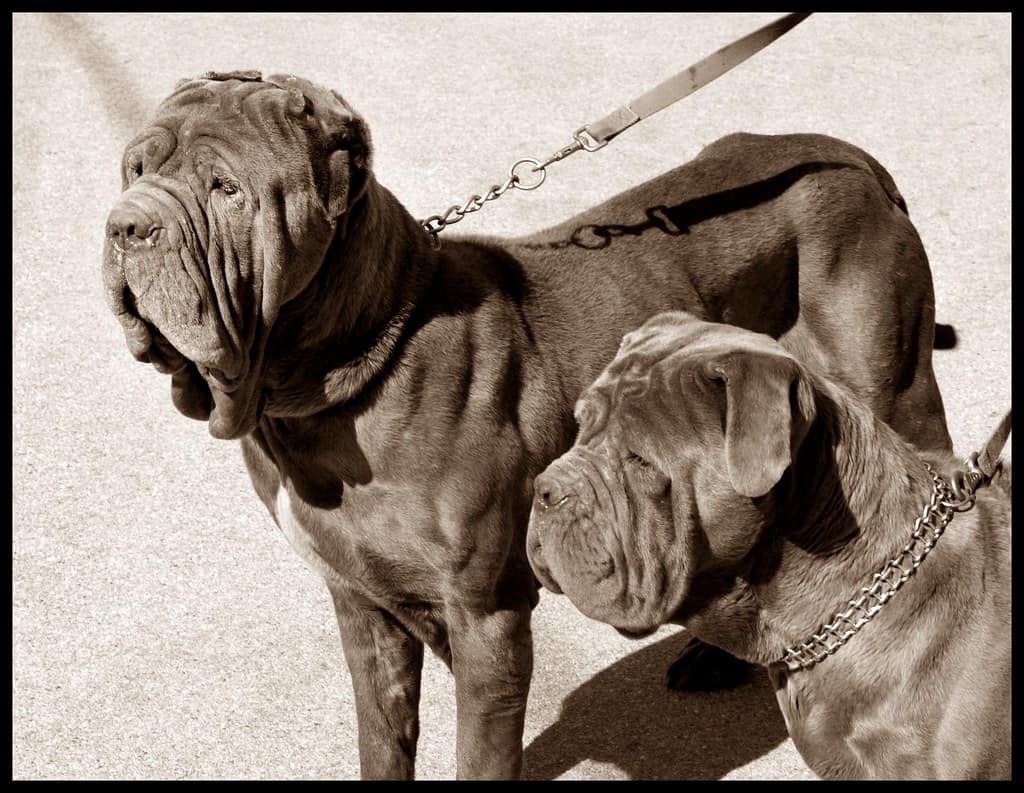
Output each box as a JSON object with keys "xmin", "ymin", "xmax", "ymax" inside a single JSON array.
[
  {"xmin": 527, "ymin": 312, "xmax": 1010, "ymax": 779},
  {"xmin": 102, "ymin": 71, "xmax": 953, "ymax": 779}
]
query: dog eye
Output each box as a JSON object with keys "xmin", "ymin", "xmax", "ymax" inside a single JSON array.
[
  {"xmin": 126, "ymin": 157, "xmax": 143, "ymax": 184},
  {"xmin": 211, "ymin": 175, "xmax": 239, "ymax": 196},
  {"xmin": 625, "ymin": 450, "xmax": 670, "ymax": 498},
  {"xmin": 625, "ymin": 451, "xmax": 653, "ymax": 469}
]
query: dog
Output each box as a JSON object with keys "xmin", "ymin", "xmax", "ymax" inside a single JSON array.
[
  {"xmin": 526, "ymin": 311, "xmax": 1010, "ymax": 779},
  {"xmin": 101, "ymin": 70, "xmax": 953, "ymax": 778}
]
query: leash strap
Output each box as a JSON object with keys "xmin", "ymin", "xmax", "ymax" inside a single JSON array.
[
  {"xmin": 421, "ymin": 13, "xmax": 813, "ymax": 242},
  {"xmin": 948, "ymin": 409, "xmax": 1012, "ymax": 510},
  {"xmin": 975, "ymin": 409, "xmax": 1012, "ymax": 479},
  {"xmin": 583, "ymin": 12, "xmax": 812, "ymax": 147}
]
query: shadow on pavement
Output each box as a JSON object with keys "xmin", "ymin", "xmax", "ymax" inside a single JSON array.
[
  {"xmin": 43, "ymin": 13, "xmax": 153, "ymax": 142},
  {"xmin": 524, "ymin": 631, "xmax": 789, "ymax": 780}
]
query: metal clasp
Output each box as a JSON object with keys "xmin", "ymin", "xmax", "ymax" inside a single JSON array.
[
  {"xmin": 420, "ymin": 124, "xmax": 612, "ymax": 242},
  {"xmin": 944, "ymin": 454, "xmax": 985, "ymax": 512},
  {"xmin": 534, "ymin": 126, "xmax": 610, "ymax": 171},
  {"xmin": 573, "ymin": 126, "xmax": 609, "ymax": 152},
  {"xmin": 536, "ymin": 140, "xmax": 583, "ymax": 171}
]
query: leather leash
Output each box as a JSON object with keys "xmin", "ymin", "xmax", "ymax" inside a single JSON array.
[
  {"xmin": 975, "ymin": 410, "xmax": 1012, "ymax": 480},
  {"xmin": 547, "ymin": 11, "xmax": 813, "ymax": 163},
  {"xmin": 950, "ymin": 410, "xmax": 1012, "ymax": 507},
  {"xmin": 421, "ymin": 12, "xmax": 813, "ymax": 244}
]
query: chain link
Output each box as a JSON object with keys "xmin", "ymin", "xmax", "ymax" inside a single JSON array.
[
  {"xmin": 778, "ymin": 464, "xmax": 963, "ymax": 672},
  {"xmin": 415, "ymin": 12, "xmax": 816, "ymax": 247},
  {"xmin": 419, "ymin": 158, "xmax": 548, "ymax": 246},
  {"xmin": 417, "ymin": 125, "xmax": 608, "ymax": 246}
]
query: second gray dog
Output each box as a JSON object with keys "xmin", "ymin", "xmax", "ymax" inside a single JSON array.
[{"xmin": 527, "ymin": 311, "xmax": 1010, "ymax": 779}]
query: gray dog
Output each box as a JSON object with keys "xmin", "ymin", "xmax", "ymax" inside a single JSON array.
[
  {"xmin": 102, "ymin": 71, "xmax": 953, "ymax": 778},
  {"xmin": 527, "ymin": 311, "xmax": 1010, "ymax": 779}
]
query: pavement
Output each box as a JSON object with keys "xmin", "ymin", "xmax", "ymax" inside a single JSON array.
[{"xmin": 12, "ymin": 12, "xmax": 1010, "ymax": 781}]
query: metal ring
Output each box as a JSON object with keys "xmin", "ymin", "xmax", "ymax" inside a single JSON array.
[{"xmin": 509, "ymin": 158, "xmax": 546, "ymax": 191}]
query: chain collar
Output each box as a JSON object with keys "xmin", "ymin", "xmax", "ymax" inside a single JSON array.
[{"xmin": 777, "ymin": 464, "xmax": 975, "ymax": 673}]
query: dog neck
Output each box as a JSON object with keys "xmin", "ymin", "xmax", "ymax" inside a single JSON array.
[
  {"xmin": 261, "ymin": 175, "xmax": 438, "ymax": 418},
  {"xmin": 704, "ymin": 380, "xmax": 942, "ymax": 668}
]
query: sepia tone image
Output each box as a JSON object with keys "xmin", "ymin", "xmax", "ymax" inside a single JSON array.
[{"xmin": 12, "ymin": 12, "xmax": 1011, "ymax": 780}]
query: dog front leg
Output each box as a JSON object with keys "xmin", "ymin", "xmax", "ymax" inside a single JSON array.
[
  {"xmin": 448, "ymin": 602, "xmax": 534, "ymax": 779},
  {"xmin": 329, "ymin": 583, "xmax": 424, "ymax": 780}
]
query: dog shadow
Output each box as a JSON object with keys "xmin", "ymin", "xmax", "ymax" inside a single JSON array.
[{"xmin": 523, "ymin": 631, "xmax": 790, "ymax": 780}]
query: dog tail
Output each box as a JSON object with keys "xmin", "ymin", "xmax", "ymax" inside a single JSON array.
[{"xmin": 934, "ymin": 322, "xmax": 957, "ymax": 349}]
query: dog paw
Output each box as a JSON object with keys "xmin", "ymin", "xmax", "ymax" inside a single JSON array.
[{"xmin": 666, "ymin": 637, "xmax": 751, "ymax": 691}]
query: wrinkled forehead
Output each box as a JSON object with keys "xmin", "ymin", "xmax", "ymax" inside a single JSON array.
[
  {"xmin": 145, "ymin": 79, "xmax": 304, "ymax": 139},
  {"xmin": 620, "ymin": 312, "xmax": 785, "ymax": 366},
  {"xmin": 576, "ymin": 313, "xmax": 787, "ymax": 437},
  {"xmin": 165, "ymin": 71, "xmax": 351, "ymax": 115},
  {"xmin": 122, "ymin": 77, "xmax": 331, "ymax": 176},
  {"xmin": 574, "ymin": 339, "xmax": 668, "ymax": 442}
]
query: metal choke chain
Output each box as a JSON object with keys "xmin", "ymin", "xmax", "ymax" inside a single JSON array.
[
  {"xmin": 417, "ymin": 13, "xmax": 815, "ymax": 246},
  {"xmin": 419, "ymin": 128, "xmax": 606, "ymax": 246},
  {"xmin": 779, "ymin": 464, "xmax": 975, "ymax": 672},
  {"xmin": 419, "ymin": 158, "xmax": 542, "ymax": 243}
]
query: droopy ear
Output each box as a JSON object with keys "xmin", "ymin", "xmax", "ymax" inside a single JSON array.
[
  {"xmin": 322, "ymin": 91, "xmax": 373, "ymax": 219},
  {"xmin": 263, "ymin": 76, "xmax": 373, "ymax": 218},
  {"xmin": 709, "ymin": 351, "xmax": 817, "ymax": 497}
]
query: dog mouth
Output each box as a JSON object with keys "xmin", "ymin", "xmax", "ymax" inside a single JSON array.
[
  {"xmin": 114, "ymin": 262, "xmax": 264, "ymax": 439},
  {"xmin": 170, "ymin": 362, "xmax": 215, "ymax": 421},
  {"xmin": 527, "ymin": 537, "xmax": 565, "ymax": 595},
  {"xmin": 103, "ymin": 181, "xmax": 269, "ymax": 440},
  {"xmin": 528, "ymin": 459, "xmax": 673, "ymax": 635},
  {"xmin": 134, "ymin": 317, "xmax": 263, "ymax": 437},
  {"xmin": 169, "ymin": 343, "xmax": 264, "ymax": 438},
  {"xmin": 135, "ymin": 319, "xmax": 213, "ymax": 422}
]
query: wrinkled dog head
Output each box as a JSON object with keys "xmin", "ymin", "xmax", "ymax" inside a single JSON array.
[
  {"xmin": 101, "ymin": 70, "xmax": 371, "ymax": 439},
  {"xmin": 526, "ymin": 311, "xmax": 817, "ymax": 635}
]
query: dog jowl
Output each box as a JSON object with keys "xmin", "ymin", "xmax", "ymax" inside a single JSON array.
[
  {"xmin": 102, "ymin": 71, "xmax": 369, "ymax": 440},
  {"xmin": 526, "ymin": 311, "xmax": 1009, "ymax": 779},
  {"xmin": 103, "ymin": 71, "xmax": 955, "ymax": 779}
]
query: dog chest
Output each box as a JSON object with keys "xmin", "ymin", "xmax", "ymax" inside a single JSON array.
[
  {"xmin": 271, "ymin": 482, "xmax": 455, "ymax": 652},
  {"xmin": 272, "ymin": 482, "xmax": 442, "ymax": 599}
]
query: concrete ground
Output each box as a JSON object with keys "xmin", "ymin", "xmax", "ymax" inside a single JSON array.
[{"xmin": 12, "ymin": 12, "xmax": 1010, "ymax": 780}]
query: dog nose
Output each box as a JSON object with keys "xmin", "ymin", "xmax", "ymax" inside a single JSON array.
[
  {"xmin": 535, "ymin": 471, "xmax": 573, "ymax": 510},
  {"xmin": 106, "ymin": 206, "xmax": 161, "ymax": 247}
]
